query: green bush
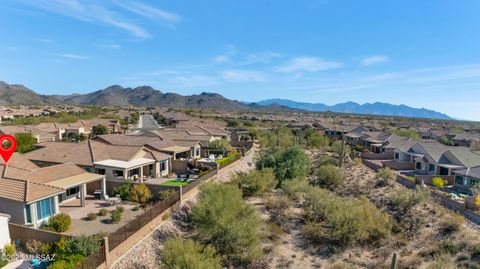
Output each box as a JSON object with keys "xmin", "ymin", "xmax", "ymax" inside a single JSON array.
[
  {"xmin": 208, "ymin": 139, "xmax": 230, "ymax": 153},
  {"xmin": 14, "ymin": 133, "xmax": 37, "ymax": 153},
  {"xmin": 111, "ymin": 210, "xmax": 122, "ymax": 224},
  {"xmin": 303, "ymin": 188, "xmax": 391, "ymax": 246},
  {"xmin": 192, "ymin": 183, "xmax": 264, "ymax": 264},
  {"xmin": 301, "ymin": 221, "xmax": 325, "ymax": 242},
  {"xmin": 47, "ymin": 213, "xmax": 71, "ymax": 232},
  {"xmin": 85, "ymin": 212, "xmax": 97, "ymax": 221},
  {"xmin": 256, "ymin": 146, "xmax": 310, "ymax": 185},
  {"xmin": 282, "ymin": 178, "xmax": 310, "ymax": 200},
  {"xmin": 4, "ymin": 243, "xmax": 15, "ymax": 256},
  {"xmin": 113, "ymin": 183, "xmax": 132, "ymax": 200},
  {"xmin": 215, "ymin": 152, "xmax": 241, "ymax": 167},
  {"xmin": 231, "ymin": 168, "xmax": 277, "ymax": 196},
  {"xmin": 375, "ymin": 167, "xmax": 397, "ymax": 184},
  {"xmin": 332, "ymin": 140, "xmax": 351, "ymax": 159},
  {"xmin": 47, "ymin": 254, "xmax": 85, "ymax": 269},
  {"xmin": 315, "ymin": 164, "xmax": 344, "ymax": 188},
  {"xmin": 390, "ymin": 187, "xmax": 428, "ymax": 216},
  {"xmin": 160, "ymin": 238, "xmax": 222, "ymax": 269},
  {"xmin": 129, "ymin": 184, "xmax": 152, "ymax": 204},
  {"xmin": 304, "ymin": 129, "xmax": 329, "ymax": 148},
  {"xmin": 0, "ymin": 259, "xmax": 8, "ymax": 268},
  {"xmin": 63, "ymin": 235, "xmax": 103, "ymax": 257},
  {"xmin": 433, "ymin": 177, "xmax": 448, "ymax": 188},
  {"xmin": 316, "ymin": 155, "xmax": 336, "ymax": 167},
  {"xmin": 98, "ymin": 208, "xmax": 109, "ymax": 216}
]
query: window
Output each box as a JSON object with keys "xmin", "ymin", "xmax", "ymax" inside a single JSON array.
[
  {"xmin": 160, "ymin": 161, "xmax": 167, "ymax": 172},
  {"xmin": 36, "ymin": 197, "xmax": 54, "ymax": 220},
  {"xmin": 25, "ymin": 204, "xmax": 32, "ymax": 224},
  {"xmin": 394, "ymin": 152, "xmax": 400, "ymax": 159},
  {"xmin": 95, "ymin": 168, "xmax": 106, "ymax": 175},
  {"xmin": 429, "ymin": 164, "xmax": 436, "ymax": 172},
  {"xmin": 195, "ymin": 148, "xmax": 200, "ymax": 156},
  {"xmin": 66, "ymin": 186, "xmax": 80, "ymax": 197},
  {"xmin": 113, "ymin": 170, "xmax": 124, "ymax": 177},
  {"xmin": 470, "ymin": 178, "xmax": 479, "ymax": 188},
  {"xmin": 455, "ymin": 175, "xmax": 463, "ymax": 185}
]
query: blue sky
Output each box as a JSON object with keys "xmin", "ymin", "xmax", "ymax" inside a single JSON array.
[{"xmin": 0, "ymin": 1, "xmax": 479, "ymax": 120}]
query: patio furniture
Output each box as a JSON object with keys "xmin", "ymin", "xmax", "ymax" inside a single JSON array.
[{"xmin": 94, "ymin": 190, "xmax": 102, "ymax": 200}]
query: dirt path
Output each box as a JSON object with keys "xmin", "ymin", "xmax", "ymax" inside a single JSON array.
[{"xmin": 112, "ymin": 147, "xmax": 258, "ymax": 269}]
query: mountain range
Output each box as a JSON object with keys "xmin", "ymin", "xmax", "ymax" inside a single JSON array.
[
  {"xmin": 256, "ymin": 99, "xmax": 452, "ymax": 120},
  {"xmin": 0, "ymin": 81, "xmax": 452, "ymax": 120}
]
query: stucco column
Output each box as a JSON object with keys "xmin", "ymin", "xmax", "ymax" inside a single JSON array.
[
  {"xmin": 139, "ymin": 166, "xmax": 144, "ymax": 182},
  {"xmin": 101, "ymin": 176, "xmax": 107, "ymax": 199},
  {"xmin": 123, "ymin": 169, "xmax": 128, "ymax": 180},
  {"xmin": 80, "ymin": 183, "xmax": 86, "ymax": 207},
  {"xmin": 54, "ymin": 195, "xmax": 60, "ymax": 214}
]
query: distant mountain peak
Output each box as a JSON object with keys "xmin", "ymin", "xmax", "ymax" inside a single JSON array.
[{"xmin": 256, "ymin": 99, "xmax": 452, "ymax": 120}]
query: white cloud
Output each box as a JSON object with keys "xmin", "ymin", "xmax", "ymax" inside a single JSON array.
[
  {"xmin": 56, "ymin": 53, "xmax": 91, "ymax": 60},
  {"xmin": 169, "ymin": 75, "xmax": 219, "ymax": 88},
  {"xmin": 360, "ymin": 55, "xmax": 389, "ymax": 66},
  {"xmin": 214, "ymin": 55, "xmax": 231, "ymax": 63},
  {"xmin": 112, "ymin": 0, "xmax": 182, "ymax": 25},
  {"xmin": 275, "ymin": 57, "xmax": 342, "ymax": 73},
  {"xmin": 97, "ymin": 43, "xmax": 122, "ymax": 49},
  {"xmin": 15, "ymin": 0, "xmax": 183, "ymax": 39},
  {"xmin": 242, "ymin": 51, "xmax": 282, "ymax": 65},
  {"xmin": 222, "ymin": 69, "xmax": 266, "ymax": 82}
]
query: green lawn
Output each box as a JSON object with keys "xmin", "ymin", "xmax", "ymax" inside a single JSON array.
[{"xmin": 160, "ymin": 180, "xmax": 192, "ymax": 187}]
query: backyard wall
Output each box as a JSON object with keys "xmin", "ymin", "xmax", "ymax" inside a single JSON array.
[
  {"xmin": 360, "ymin": 151, "xmax": 394, "ymax": 160},
  {"xmin": 383, "ymin": 161, "xmax": 416, "ymax": 171},
  {"xmin": 9, "ymin": 223, "xmax": 70, "ymax": 245}
]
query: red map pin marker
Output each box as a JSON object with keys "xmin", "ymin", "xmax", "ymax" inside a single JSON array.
[{"xmin": 0, "ymin": 134, "xmax": 16, "ymax": 165}]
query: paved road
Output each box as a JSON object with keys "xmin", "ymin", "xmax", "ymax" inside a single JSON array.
[{"xmin": 138, "ymin": 115, "xmax": 160, "ymax": 130}]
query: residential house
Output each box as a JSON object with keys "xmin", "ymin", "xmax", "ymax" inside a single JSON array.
[
  {"xmin": 0, "ymin": 213, "xmax": 10, "ymax": 250},
  {"xmin": 0, "ymin": 154, "xmax": 106, "ymax": 228},
  {"xmin": 453, "ymin": 166, "xmax": 480, "ymax": 194},
  {"xmin": 24, "ymin": 140, "xmax": 171, "ymax": 182},
  {"xmin": 324, "ymin": 125, "xmax": 367, "ymax": 139},
  {"xmin": 450, "ymin": 133, "xmax": 480, "ymax": 149}
]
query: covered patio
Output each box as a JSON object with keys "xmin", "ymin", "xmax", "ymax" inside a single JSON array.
[
  {"xmin": 49, "ymin": 173, "xmax": 107, "ymax": 208},
  {"xmin": 94, "ymin": 158, "xmax": 159, "ymax": 182}
]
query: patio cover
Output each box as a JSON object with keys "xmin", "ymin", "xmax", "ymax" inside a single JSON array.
[
  {"xmin": 47, "ymin": 173, "xmax": 104, "ymax": 189},
  {"xmin": 437, "ymin": 163, "xmax": 465, "ymax": 170},
  {"xmin": 160, "ymin": 146, "xmax": 190, "ymax": 154},
  {"xmin": 94, "ymin": 158, "xmax": 156, "ymax": 169}
]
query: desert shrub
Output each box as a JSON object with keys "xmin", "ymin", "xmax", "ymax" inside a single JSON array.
[
  {"xmin": 354, "ymin": 157, "xmax": 362, "ymax": 167},
  {"xmin": 129, "ymin": 183, "xmax": 152, "ymax": 204},
  {"xmin": 26, "ymin": 239, "xmax": 43, "ymax": 254},
  {"xmin": 85, "ymin": 212, "xmax": 97, "ymax": 221},
  {"xmin": 375, "ymin": 167, "xmax": 396, "ymax": 184},
  {"xmin": 406, "ymin": 176, "xmax": 416, "ymax": 182},
  {"xmin": 39, "ymin": 243, "xmax": 53, "ymax": 255},
  {"xmin": 4, "ymin": 243, "xmax": 15, "ymax": 256},
  {"xmin": 440, "ymin": 240, "xmax": 459, "ymax": 254},
  {"xmin": 304, "ymin": 129, "xmax": 329, "ymax": 148},
  {"xmin": 160, "ymin": 238, "xmax": 222, "ymax": 269},
  {"xmin": 256, "ymin": 146, "xmax": 310, "ymax": 184},
  {"xmin": 47, "ymin": 254, "xmax": 85, "ymax": 269},
  {"xmin": 98, "ymin": 208, "xmax": 109, "ymax": 216},
  {"xmin": 115, "ymin": 205, "xmax": 125, "ymax": 213},
  {"xmin": 426, "ymin": 254, "xmax": 456, "ymax": 269},
  {"xmin": 191, "ymin": 183, "xmax": 264, "ymax": 265},
  {"xmin": 47, "ymin": 213, "xmax": 71, "ymax": 232},
  {"xmin": 439, "ymin": 213, "xmax": 464, "ymax": 234},
  {"xmin": 0, "ymin": 259, "xmax": 8, "ymax": 267},
  {"xmin": 62, "ymin": 235, "xmax": 103, "ymax": 257},
  {"xmin": 315, "ymin": 164, "xmax": 344, "ymax": 188},
  {"xmin": 316, "ymin": 155, "xmax": 336, "ymax": 167},
  {"xmin": 332, "ymin": 140, "xmax": 351, "ymax": 159},
  {"xmin": 208, "ymin": 139, "xmax": 230, "ymax": 153},
  {"xmin": 390, "ymin": 187, "xmax": 428, "ymax": 216},
  {"xmin": 265, "ymin": 196, "xmax": 291, "ymax": 229},
  {"xmin": 303, "ymin": 188, "xmax": 391, "ymax": 246},
  {"xmin": 159, "ymin": 189, "xmax": 177, "ymax": 201},
  {"xmin": 327, "ymin": 262, "xmax": 356, "ymax": 269},
  {"xmin": 110, "ymin": 210, "xmax": 122, "ymax": 224},
  {"xmin": 231, "ymin": 168, "xmax": 277, "ymax": 196},
  {"xmin": 113, "ymin": 183, "xmax": 131, "ymax": 200},
  {"xmin": 282, "ymin": 178, "xmax": 310, "ymax": 200},
  {"xmin": 301, "ymin": 221, "xmax": 325, "ymax": 242},
  {"xmin": 268, "ymin": 223, "xmax": 285, "ymax": 241},
  {"xmin": 433, "ymin": 177, "xmax": 448, "ymax": 188},
  {"xmin": 132, "ymin": 206, "xmax": 139, "ymax": 211},
  {"xmin": 162, "ymin": 212, "xmax": 171, "ymax": 221}
]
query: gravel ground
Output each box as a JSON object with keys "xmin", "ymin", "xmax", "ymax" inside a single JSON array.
[{"xmin": 113, "ymin": 147, "xmax": 257, "ymax": 269}]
